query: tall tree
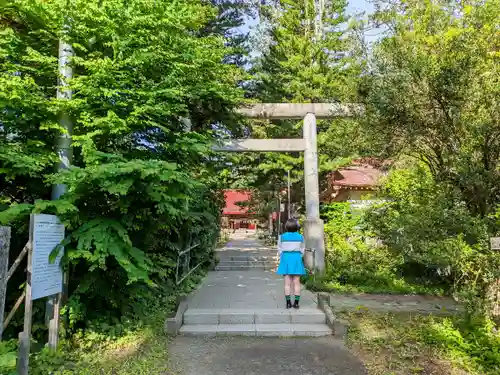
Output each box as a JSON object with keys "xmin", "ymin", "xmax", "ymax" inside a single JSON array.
[
  {"xmin": 363, "ymin": 0, "xmax": 500, "ymax": 217},
  {"xmin": 0, "ymin": 0, "xmax": 244, "ymax": 326},
  {"xmin": 204, "ymin": 0, "xmax": 255, "ymax": 67},
  {"xmin": 225, "ymin": 0, "xmax": 368, "ymax": 214}
]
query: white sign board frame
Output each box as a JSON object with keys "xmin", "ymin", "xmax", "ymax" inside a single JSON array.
[
  {"xmin": 491, "ymin": 237, "xmax": 500, "ymax": 251},
  {"xmin": 30, "ymin": 214, "xmax": 65, "ymax": 300}
]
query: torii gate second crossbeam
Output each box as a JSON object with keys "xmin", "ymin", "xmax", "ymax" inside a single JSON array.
[{"xmin": 213, "ymin": 103, "xmax": 363, "ymax": 273}]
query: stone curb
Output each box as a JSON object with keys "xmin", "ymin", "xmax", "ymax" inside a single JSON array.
[
  {"xmin": 317, "ymin": 292, "xmax": 349, "ymax": 339},
  {"xmin": 164, "ymin": 295, "xmax": 189, "ymax": 335},
  {"xmin": 327, "ymin": 293, "xmax": 463, "ymax": 316}
]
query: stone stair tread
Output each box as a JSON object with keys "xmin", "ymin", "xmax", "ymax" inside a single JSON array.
[
  {"xmin": 185, "ymin": 307, "xmax": 324, "ymax": 314},
  {"xmin": 215, "ymin": 267, "xmax": 277, "ymax": 270},
  {"xmin": 217, "ymin": 262, "xmax": 277, "ymax": 265},
  {"xmin": 183, "ymin": 308, "xmax": 326, "ymax": 325},
  {"xmin": 179, "ymin": 323, "xmax": 332, "ymax": 337}
]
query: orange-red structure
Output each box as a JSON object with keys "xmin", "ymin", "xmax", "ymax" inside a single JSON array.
[
  {"xmin": 321, "ymin": 158, "xmax": 391, "ymax": 203},
  {"xmin": 222, "ymin": 190, "xmax": 257, "ymax": 230}
]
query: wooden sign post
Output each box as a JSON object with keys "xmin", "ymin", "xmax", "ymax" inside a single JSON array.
[
  {"xmin": 0, "ymin": 226, "xmax": 11, "ymax": 340},
  {"xmin": 17, "ymin": 214, "xmax": 65, "ymax": 375}
]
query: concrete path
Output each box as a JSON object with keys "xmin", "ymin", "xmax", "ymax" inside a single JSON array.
[
  {"xmin": 198, "ymin": 231, "xmax": 316, "ymax": 309},
  {"xmin": 179, "ymin": 232, "xmax": 330, "ymax": 336},
  {"xmin": 169, "ymin": 231, "xmax": 367, "ymax": 374},
  {"xmin": 168, "ymin": 336, "xmax": 367, "ymax": 375},
  {"xmin": 187, "ymin": 269, "xmax": 317, "ymax": 309},
  {"xmin": 329, "ymin": 293, "xmax": 462, "ymax": 315}
]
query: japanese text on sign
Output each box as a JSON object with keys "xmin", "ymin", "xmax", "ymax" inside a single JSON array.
[{"xmin": 31, "ymin": 214, "xmax": 65, "ymax": 300}]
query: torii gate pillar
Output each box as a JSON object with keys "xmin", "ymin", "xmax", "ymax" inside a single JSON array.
[
  {"xmin": 213, "ymin": 103, "xmax": 364, "ymax": 274},
  {"xmin": 302, "ymin": 113, "xmax": 325, "ymax": 272}
]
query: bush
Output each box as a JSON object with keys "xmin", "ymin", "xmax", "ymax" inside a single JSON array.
[
  {"xmin": 365, "ymin": 166, "xmax": 500, "ymax": 315},
  {"xmin": 314, "ymin": 165, "xmax": 500, "ymax": 303},
  {"xmin": 346, "ymin": 311, "xmax": 500, "ymax": 374},
  {"xmin": 313, "ymin": 202, "xmax": 437, "ymax": 294},
  {"xmin": 322, "ymin": 203, "xmax": 404, "ymax": 289},
  {"xmin": 422, "ymin": 317, "xmax": 500, "ymax": 373},
  {"xmin": 0, "ymin": 340, "xmax": 17, "ymax": 375}
]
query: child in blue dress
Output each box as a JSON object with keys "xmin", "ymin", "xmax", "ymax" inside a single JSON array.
[{"xmin": 276, "ymin": 219, "xmax": 306, "ymax": 309}]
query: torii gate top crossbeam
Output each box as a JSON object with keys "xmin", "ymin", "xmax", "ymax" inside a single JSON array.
[{"xmin": 237, "ymin": 103, "xmax": 363, "ymax": 119}]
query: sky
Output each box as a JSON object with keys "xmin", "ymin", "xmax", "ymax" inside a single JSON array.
[{"xmin": 347, "ymin": 0, "xmax": 376, "ymax": 14}]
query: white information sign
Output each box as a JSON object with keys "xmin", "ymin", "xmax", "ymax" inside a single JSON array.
[
  {"xmin": 491, "ymin": 237, "xmax": 500, "ymax": 251},
  {"xmin": 30, "ymin": 214, "xmax": 65, "ymax": 300}
]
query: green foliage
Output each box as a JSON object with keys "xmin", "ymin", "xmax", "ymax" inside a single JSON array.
[
  {"xmin": 347, "ymin": 311, "xmax": 500, "ymax": 375},
  {"xmin": 0, "ymin": 0, "xmax": 244, "ymax": 334},
  {"xmin": 360, "ymin": 165, "xmax": 500, "ymax": 317},
  {"xmin": 350, "ymin": 0, "xmax": 500, "ymax": 317},
  {"xmin": 364, "ymin": 0, "xmax": 500, "ymax": 217},
  {"xmin": 0, "ymin": 340, "xmax": 17, "ymax": 375},
  {"xmin": 205, "ymin": 0, "xmax": 255, "ymax": 67},
  {"xmin": 322, "ymin": 202, "xmax": 400, "ymax": 288},
  {"xmin": 367, "ymin": 167, "xmax": 490, "ymax": 265},
  {"xmin": 308, "ymin": 202, "xmax": 443, "ymax": 295},
  {"xmin": 253, "ymin": 0, "xmax": 356, "ymax": 102},
  {"xmin": 27, "ymin": 270, "xmax": 206, "ymax": 375},
  {"xmin": 223, "ymin": 0, "xmax": 371, "ymax": 211}
]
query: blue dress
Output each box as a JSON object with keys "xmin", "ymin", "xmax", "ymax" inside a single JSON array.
[{"xmin": 276, "ymin": 232, "xmax": 306, "ymax": 276}]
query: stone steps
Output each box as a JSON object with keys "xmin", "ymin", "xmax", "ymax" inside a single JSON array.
[
  {"xmin": 215, "ymin": 261, "xmax": 278, "ymax": 271},
  {"xmin": 216, "ymin": 260, "xmax": 277, "ymax": 266},
  {"xmin": 217, "ymin": 255, "xmax": 278, "ymax": 262},
  {"xmin": 215, "ymin": 266, "xmax": 277, "ymax": 271},
  {"xmin": 179, "ymin": 323, "xmax": 332, "ymax": 337},
  {"xmin": 184, "ymin": 308, "xmax": 326, "ymax": 325},
  {"xmin": 180, "ymin": 308, "xmax": 332, "ymax": 337}
]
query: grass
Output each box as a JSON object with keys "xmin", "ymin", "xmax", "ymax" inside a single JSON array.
[
  {"xmin": 25, "ymin": 272, "xmax": 207, "ymax": 375},
  {"xmin": 39, "ymin": 311, "xmax": 172, "ymax": 375},
  {"xmin": 344, "ymin": 310, "xmax": 500, "ymax": 375}
]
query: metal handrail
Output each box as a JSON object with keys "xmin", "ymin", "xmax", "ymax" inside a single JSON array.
[
  {"xmin": 175, "ymin": 242, "xmax": 202, "ymax": 286},
  {"xmin": 178, "ymin": 243, "xmax": 200, "ymax": 257}
]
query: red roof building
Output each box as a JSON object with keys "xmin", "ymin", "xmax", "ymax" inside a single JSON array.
[
  {"xmin": 223, "ymin": 190, "xmax": 252, "ymax": 215},
  {"xmin": 222, "ymin": 190, "xmax": 256, "ymax": 230},
  {"xmin": 321, "ymin": 158, "xmax": 390, "ymax": 203}
]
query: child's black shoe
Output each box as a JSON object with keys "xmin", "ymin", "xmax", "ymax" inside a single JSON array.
[
  {"xmin": 286, "ymin": 300, "xmax": 292, "ymax": 309},
  {"xmin": 293, "ymin": 300, "xmax": 299, "ymax": 309}
]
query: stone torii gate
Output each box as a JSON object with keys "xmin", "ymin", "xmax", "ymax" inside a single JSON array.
[{"xmin": 214, "ymin": 103, "xmax": 362, "ymax": 273}]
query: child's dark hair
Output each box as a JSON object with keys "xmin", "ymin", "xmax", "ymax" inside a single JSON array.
[{"xmin": 285, "ymin": 219, "xmax": 299, "ymax": 233}]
